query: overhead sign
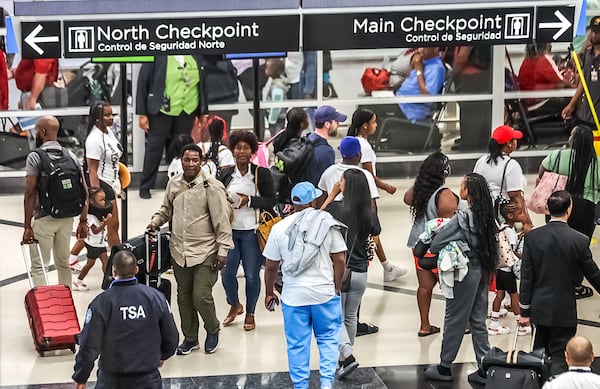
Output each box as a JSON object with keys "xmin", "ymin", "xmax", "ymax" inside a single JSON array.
[
  {"xmin": 536, "ymin": 6, "xmax": 574, "ymax": 42},
  {"xmin": 21, "ymin": 21, "xmax": 61, "ymax": 58},
  {"xmin": 303, "ymin": 6, "xmax": 575, "ymax": 50},
  {"xmin": 62, "ymin": 15, "xmax": 299, "ymax": 58}
]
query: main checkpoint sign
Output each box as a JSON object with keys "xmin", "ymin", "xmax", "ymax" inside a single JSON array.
[
  {"xmin": 62, "ymin": 15, "xmax": 299, "ymax": 58},
  {"xmin": 303, "ymin": 6, "xmax": 575, "ymax": 50}
]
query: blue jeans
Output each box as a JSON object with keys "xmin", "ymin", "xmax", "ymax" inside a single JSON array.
[
  {"xmin": 339, "ymin": 271, "xmax": 367, "ymax": 359},
  {"xmin": 221, "ymin": 229, "xmax": 263, "ymax": 314},
  {"xmin": 282, "ymin": 295, "xmax": 342, "ymax": 389}
]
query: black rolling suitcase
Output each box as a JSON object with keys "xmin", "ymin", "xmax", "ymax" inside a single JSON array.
[
  {"xmin": 103, "ymin": 230, "xmax": 172, "ymax": 303},
  {"xmin": 481, "ymin": 325, "xmax": 549, "ymax": 388}
]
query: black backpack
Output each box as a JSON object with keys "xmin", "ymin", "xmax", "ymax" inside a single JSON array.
[
  {"xmin": 35, "ymin": 148, "xmax": 86, "ymax": 218},
  {"xmin": 274, "ymin": 136, "xmax": 314, "ymax": 182}
]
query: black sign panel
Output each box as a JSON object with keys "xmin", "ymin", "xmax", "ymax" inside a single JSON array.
[
  {"xmin": 536, "ymin": 6, "xmax": 575, "ymax": 43},
  {"xmin": 63, "ymin": 15, "xmax": 299, "ymax": 58},
  {"xmin": 21, "ymin": 21, "xmax": 61, "ymax": 59},
  {"xmin": 304, "ymin": 8, "xmax": 539, "ymax": 50}
]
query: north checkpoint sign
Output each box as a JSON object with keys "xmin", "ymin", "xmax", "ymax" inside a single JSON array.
[
  {"xmin": 61, "ymin": 15, "xmax": 299, "ymax": 58},
  {"xmin": 304, "ymin": 6, "xmax": 575, "ymax": 50}
]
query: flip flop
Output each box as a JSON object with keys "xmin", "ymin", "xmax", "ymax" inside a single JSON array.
[{"xmin": 418, "ymin": 325, "xmax": 441, "ymax": 337}]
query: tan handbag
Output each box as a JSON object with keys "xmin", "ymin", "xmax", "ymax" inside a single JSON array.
[{"xmin": 256, "ymin": 211, "xmax": 282, "ymax": 251}]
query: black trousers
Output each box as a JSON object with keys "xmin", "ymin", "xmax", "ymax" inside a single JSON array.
[
  {"xmin": 534, "ymin": 324, "xmax": 576, "ymax": 377},
  {"xmin": 455, "ymin": 70, "xmax": 492, "ymax": 151},
  {"xmin": 140, "ymin": 111, "xmax": 195, "ymax": 191},
  {"xmin": 95, "ymin": 369, "xmax": 161, "ymax": 389}
]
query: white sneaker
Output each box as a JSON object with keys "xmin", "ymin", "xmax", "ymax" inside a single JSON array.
[
  {"xmin": 383, "ymin": 264, "xmax": 408, "ymax": 282},
  {"xmin": 70, "ymin": 261, "xmax": 83, "ymax": 274},
  {"xmin": 487, "ymin": 324, "xmax": 510, "ymax": 335},
  {"xmin": 72, "ymin": 279, "xmax": 89, "ymax": 291},
  {"xmin": 518, "ymin": 325, "xmax": 532, "ymax": 336}
]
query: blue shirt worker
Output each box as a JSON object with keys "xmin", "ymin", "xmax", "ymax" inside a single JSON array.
[
  {"xmin": 263, "ymin": 182, "xmax": 347, "ymax": 389},
  {"xmin": 396, "ymin": 47, "xmax": 446, "ymax": 122},
  {"xmin": 73, "ymin": 251, "xmax": 179, "ymax": 389}
]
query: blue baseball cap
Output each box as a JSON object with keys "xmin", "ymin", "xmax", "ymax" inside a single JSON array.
[
  {"xmin": 339, "ymin": 136, "xmax": 361, "ymax": 158},
  {"xmin": 291, "ymin": 182, "xmax": 323, "ymax": 205},
  {"xmin": 314, "ymin": 105, "xmax": 347, "ymax": 124}
]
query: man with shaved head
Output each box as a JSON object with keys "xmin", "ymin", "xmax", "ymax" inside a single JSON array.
[
  {"xmin": 543, "ymin": 336, "xmax": 600, "ymax": 388},
  {"xmin": 74, "ymin": 251, "xmax": 179, "ymax": 388},
  {"xmin": 23, "ymin": 115, "xmax": 88, "ymax": 286}
]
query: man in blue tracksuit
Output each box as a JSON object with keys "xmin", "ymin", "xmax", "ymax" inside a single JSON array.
[{"xmin": 73, "ymin": 251, "xmax": 179, "ymax": 389}]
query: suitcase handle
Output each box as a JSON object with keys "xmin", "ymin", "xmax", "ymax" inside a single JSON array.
[
  {"xmin": 144, "ymin": 229, "xmax": 162, "ymax": 285},
  {"xmin": 508, "ymin": 322, "xmax": 537, "ymax": 364},
  {"xmin": 20, "ymin": 240, "xmax": 49, "ymax": 288}
]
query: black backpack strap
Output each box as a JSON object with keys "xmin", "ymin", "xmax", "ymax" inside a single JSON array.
[{"xmin": 499, "ymin": 158, "xmax": 512, "ymax": 196}]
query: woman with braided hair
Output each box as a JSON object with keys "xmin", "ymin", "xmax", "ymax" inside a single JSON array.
[
  {"xmin": 404, "ymin": 151, "xmax": 459, "ymax": 337},
  {"xmin": 423, "ymin": 173, "xmax": 497, "ymax": 385},
  {"xmin": 537, "ymin": 124, "xmax": 600, "ymax": 298},
  {"xmin": 197, "ymin": 117, "xmax": 234, "ymax": 178}
]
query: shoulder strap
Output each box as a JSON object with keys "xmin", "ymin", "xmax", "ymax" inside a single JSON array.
[
  {"xmin": 499, "ymin": 158, "xmax": 512, "ymax": 195},
  {"xmin": 264, "ymin": 128, "xmax": 286, "ymax": 146},
  {"xmin": 551, "ymin": 150, "xmax": 562, "ymax": 172}
]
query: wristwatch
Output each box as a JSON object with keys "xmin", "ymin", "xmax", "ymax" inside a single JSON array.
[{"xmin": 416, "ymin": 70, "xmax": 423, "ymax": 77}]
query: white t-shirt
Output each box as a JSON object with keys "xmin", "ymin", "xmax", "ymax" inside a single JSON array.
[
  {"xmin": 85, "ymin": 126, "xmax": 122, "ymax": 192},
  {"xmin": 357, "ymin": 136, "xmax": 377, "ymax": 175},
  {"xmin": 473, "ymin": 155, "xmax": 526, "ymax": 200},
  {"xmin": 262, "ymin": 211, "xmax": 347, "ymax": 306},
  {"xmin": 169, "ymin": 145, "xmax": 234, "ymax": 179},
  {"xmin": 198, "ymin": 142, "xmax": 234, "ymax": 168},
  {"xmin": 85, "ymin": 214, "xmax": 107, "ymax": 248},
  {"xmin": 168, "ymin": 158, "xmax": 183, "ymax": 179},
  {"xmin": 318, "ymin": 163, "xmax": 379, "ymax": 201},
  {"xmin": 227, "ymin": 166, "xmax": 258, "ymax": 230}
]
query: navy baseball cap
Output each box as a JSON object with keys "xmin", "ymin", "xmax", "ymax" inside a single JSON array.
[
  {"xmin": 314, "ymin": 105, "xmax": 347, "ymax": 124},
  {"xmin": 291, "ymin": 182, "xmax": 323, "ymax": 205}
]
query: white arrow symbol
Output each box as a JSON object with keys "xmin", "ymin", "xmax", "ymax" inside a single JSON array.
[
  {"xmin": 24, "ymin": 24, "xmax": 59, "ymax": 55},
  {"xmin": 539, "ymin": 10, "xmax": 572, "ymax": 40}
]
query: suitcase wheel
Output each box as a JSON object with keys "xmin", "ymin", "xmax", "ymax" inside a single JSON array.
[
  {"xmin": 70, "ymin": 345, "xmax": 76, "ymax": 354},
  {"xmin": 37, "ymin": 350, "xmax": 45, "ymax": 357}
]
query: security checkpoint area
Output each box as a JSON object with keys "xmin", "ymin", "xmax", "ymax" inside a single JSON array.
[{"xmin": 2, "ymin": 0, "xmax": 600, "ymax": 388}]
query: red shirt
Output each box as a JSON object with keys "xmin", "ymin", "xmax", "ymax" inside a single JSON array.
[
  {"xmin": 518, "ymin": 54, "xmax": 563, "ymax": 91},
  {"xmin": 14, "ymin": 58, "xmax": 58, "ymax": 92}
]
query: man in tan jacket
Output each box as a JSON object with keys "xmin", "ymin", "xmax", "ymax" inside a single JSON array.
[{"xmin": 148, "ymin": 143, "xmax": 233, "ymax": 355}]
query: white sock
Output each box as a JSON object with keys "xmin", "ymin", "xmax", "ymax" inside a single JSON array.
[
  {"xmin": 381, "ymin": 261, "xmax": 393, "ymax": 272},
  {"xmin": 69, "ymin": 254, "xmax": 78, "ymax": 265},
  {"xmin": 514, "ymin": 314, "xmax": 521, "ymax": 321}
]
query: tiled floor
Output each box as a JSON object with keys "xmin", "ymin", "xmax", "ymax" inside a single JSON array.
[{"xmin": 1, "ymin": 175, "xmax": 600, "ymax": 388}]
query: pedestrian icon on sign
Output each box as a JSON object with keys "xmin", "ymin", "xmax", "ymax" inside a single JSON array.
[
  {"xmin": 68, "ymin": 26, "xmax": 94, "ymax": 52},
  {"xmin": 505, "ymin": 13, "xmax": 530, "ymax": 39}
]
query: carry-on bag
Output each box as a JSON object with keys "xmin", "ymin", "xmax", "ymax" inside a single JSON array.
[
  {"xmin": 110, "ymin": 229, "xmax": 172, "ymax": 275},
  {"xmin": 481, "ymin": 325, "xmax": 549, "ymax": 388},
  {"xmin": 138, "ymin": 229, "xmax": 171, "ymax": 303},
  {"xmin": 21, "ymin": 241, "xmax": 80, "ymax": 356},
  {"xmin": 103, "ymin": 230, "xmax": 172, "ymax": 303}
]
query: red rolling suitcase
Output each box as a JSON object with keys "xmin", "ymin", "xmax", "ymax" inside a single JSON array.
[{"xmin": 22, "ymin": 242, "xmax": 80, "ymax": 356}]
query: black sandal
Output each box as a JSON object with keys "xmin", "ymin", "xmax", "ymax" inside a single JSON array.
[
  {"xmin": 418, "ymin": 325, "xmax": 441, "ymax": 337},
  {"xmin": 356, "ymin": 322, "xmax": 379, "ymax": 337}
]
